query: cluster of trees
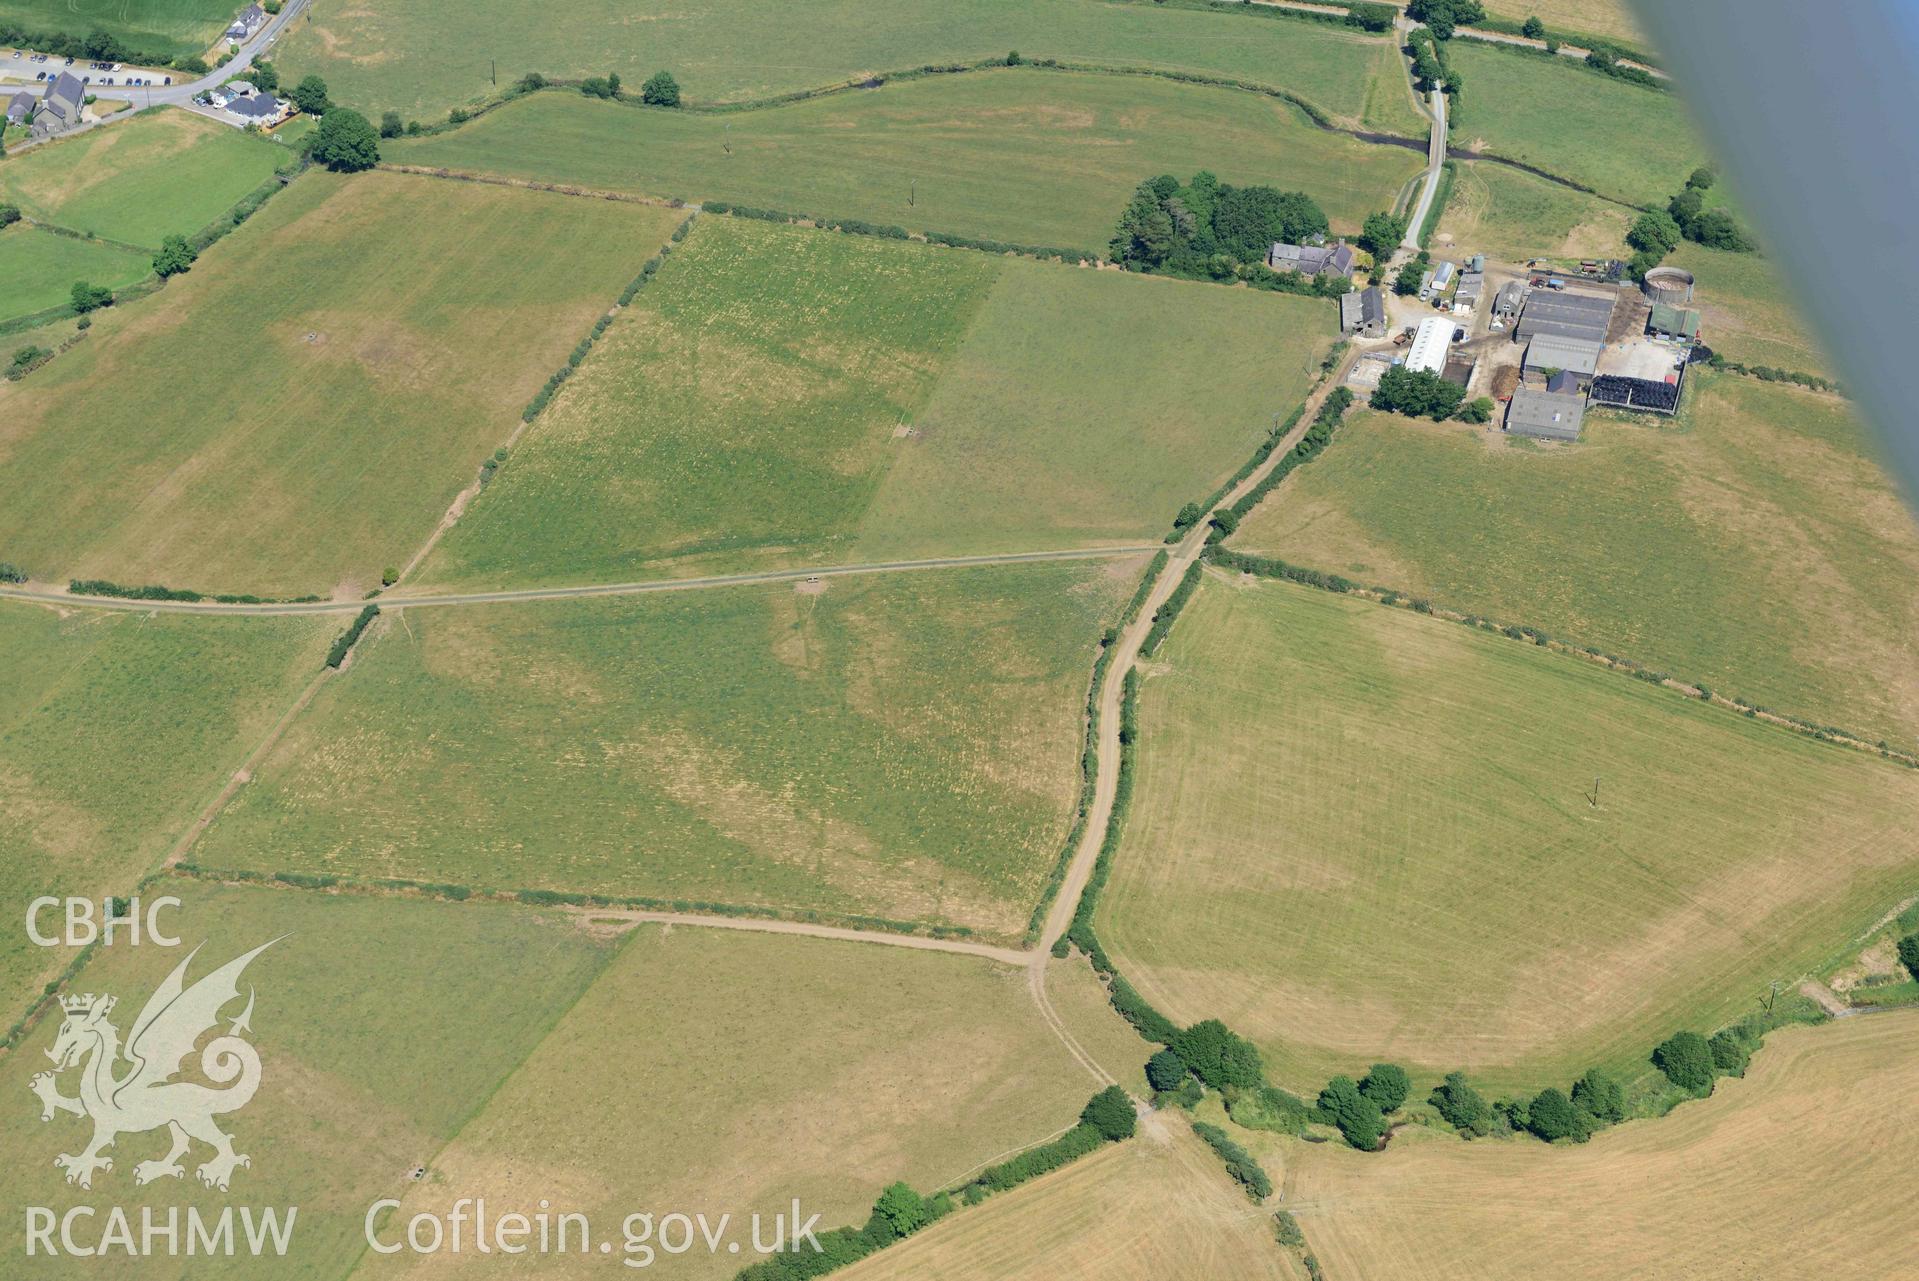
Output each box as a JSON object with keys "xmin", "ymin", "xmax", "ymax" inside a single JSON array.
[
  {"xmin": 313, "ymin": 109, "xmax": 380, "ymax": 172},
  {"xmin": 1358, "ymin": 210, "xmax": 1408, "ymax": 259},
  {"xmin": 1312, "ymin": 1064, "xmax": 1408, "ymax": 1149},
  {"xmin": 1393, "ymin": 248, "xmax": 1430, "ymax": 296},
  {"xmin": 1345, "ymin": 3, "xmax": 1396, "ymax": 33},
  {"xmin": 1372, "ymin": 365, "xmax": 1463, "ymax": 420},
  {"xmin": 1145, "ymin": 1019, "xmax": 1265, "ymax": 1096},
  {"xmin": 0, "ymin": 203, "xmax": 19, "ymax": 229},
  {"xmin": 581, "ymin": 69, "xmax": 678, "ymax": 106},
  {"xmin": 1899, "ymin": 932, "xmax": 1919, "ymax": 980},
  {"xmin": 1110, "ymin": 172, "xmax": 1339, "ymax": 291},
  {"xmin": 1507, "ymin": 1068, "xmax": 1627, "ymax": 1143},
  {"xmin": 1406, "ymin": 26, "xmax": 1460, "ymax": 101},
  {"xmin": 325, "ymin": 605, "xmax": 380, "ymax": 669},
  {"xmin": 1407, "ymin": 0, "xmax": 1485, "ymax": 40},
  {"xmin": 69, "ymin": 281, "xmax": 113, "ymax": 313},
  {"xmin": 152, "ymin": 234, "xmax": 196, "ymax": 279},
  {"xmin": 0, "ymin": 23, "xmax": 206, "ymax": 72},
  {"xmin": 289, "ymin": 74, "xmax": 332, "ymax": 116},
  {"xmin": 1653, "ymin": 1026, "xmax": 1755, "ymax": 1097},
  {"xmin": 1626, "ymin": 168, "xmax": 1754, "ymax": 276}
]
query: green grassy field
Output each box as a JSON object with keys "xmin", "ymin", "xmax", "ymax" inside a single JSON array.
[
  {"xmin": 0, "ymin": 224, "xmax": 148, "ymax": 321},
  {"xmin": 1431, "ymin": 159, "xmax": 1633, "ymax": 262},
  {"xmin": 850, "ymin": 256, "xmax": 1333, "ymax": 562},
  {"xmin": 195, "ymin": 561, "xmax": 1137, "ymax": 938},
  {"xmin": 1097, "ymin": 576, "xmax": 1919, "ymax": 1093},
  {"xmin": 0, "ymin": 170, "xmax": 684, "ymax": 598},
  {"xmin": 0, "ymin": 881, "xmax": 620, "ymax": 1278},
  {"xmin": 355, "ymin": 923, "xmax": 1103, "ymax": 1281},
  {"xmin": 1447, "ymin": 42, "xmax": 1700, "ymax": 207},
  {"xmin": 0, "ymin": 0, "xmax": 233, "ymax": 58},
  {"xmin": 276, "ymin": 0, "xmax": 1423, "ymax": 132},
  {"xmin": 390, "ymin": 71, "xmax": 1423, "ymax": 251},
  {"xmin": 1234, "ymin": 382, "xmax": 1919, "ymax": 746},
  {"xmin": 418, "ymin": 216, "xmax": 1332, "ymax": 592},
  {"xmin": 0, "ymin": 108, "xmax": 290, "ymax": 248},
  {"xmin": 414, "ymin": 214, "xmax": 1000, "ymax": 590},
  {"xmin": 0, "ymin": 602, "xmax": 330, "ymax": 1022},
  {"xmin": 1668, "ymin": 241, "xmax": 1830, "ymax": 374}
]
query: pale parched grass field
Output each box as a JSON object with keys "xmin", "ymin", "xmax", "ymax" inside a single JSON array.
[
  {"xmin": 195, "ymin": 560, "xmax": 1140, "ymax": 938},
  {"xmin": 839, "ymin": 1116, "xmax": 1305, "ymax": 1281},
  {"xmin": 1234, "ymin": 380, "xmax": 1919, "ymax": 746},
  {"xmin": 277, "ymin": 0, "xmax": 1424, "ymax": 133},
  {"xmin": 413, "ymin": 215, "xmax": 1001, "ymax": 592},
  {"xmin": 418, "ymin": 216, "xmax": 1334, "ymax": 592},
  {"xmin": 387, "ymin": 71, "xmax": 1424, "ymax": 251},
  {"xmin": 351, "ymin": 923, "xmax": 1105, "ymax": 1281},
  {"xmin": 0, "ymin": 171, "xmax": 684, "ymax": 598},
  {"xmin": 1096, "ymin": 575, "xmax": 1919, "ymax": 1093},
  {"xmin": 0, "ymin": 602, "xmax": 330, "ymax": 1023},
  {"xmin": 0, "ymin": 882, "xmax": 622, "ymax": 1279},
  {"xmin": 1273, "ymin": 1013, "xmax": 1919, "ymax": 1281}
]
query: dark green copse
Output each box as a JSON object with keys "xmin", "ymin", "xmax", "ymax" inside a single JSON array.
[
  {"xmin": 1358, "ymin": 1063, "xmax": 1411, "ymax": 1113},
  {"xmin": 1146, "ymin": 1048, "xmax": 1189, "ymax": 1092},
  {"xmin": 1653, "ymin": 1031, "xmax": 1717, "ymax": 1095},
  {"xmin": 1316, "ymin": 1075, "xmax": 1385, "ymax": 1151},
  {"xmin": 1172, "ymin": 1019, "xmax": 1264, "ymax": 1091},
  {"xmin": 1570, "ymin": 1068, "xmax": 1625, "ymax": 1124},
  {"xmin": 1081, "ymin": 1085, "xmax": 1137, "ymax": 1141},
  {"xmin": 313, "ymin": 108, "xmax": 381, "ymax": 172}
]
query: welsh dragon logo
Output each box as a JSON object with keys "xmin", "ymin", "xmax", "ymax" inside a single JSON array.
[{"xmin": 29, "ymin": 939, "xmax": 279, "ymax": 1191}]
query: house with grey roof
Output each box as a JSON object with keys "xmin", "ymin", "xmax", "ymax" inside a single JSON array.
[
  {"xmin": 6, "ymin": 90, "xmax": 33, "ymax": 125},
  {"xmin": 227, "ymin": 3, "xmax": 266, "ymax": 40},
  {"xmin": 1268, "ymin": 239, "xmax": 1355, "ymax": 279},
  {"xmin": 1339, "ymin": 286, "xmax": 1387, "ymax": 338},
  {"xmin": 1493, "ymin": 280, "xmax": 1527, "ymax": 319},
  {"xmin": 227, "ymin": 92, "xmax": 286, "ymax": 124},
  {"xmin": 1505, "ymin": 388, "xmax": 1585, "ymax": 441},
  {"xmin": 31, "ymin": 71, "xmax": 85, "ymax": 138}
]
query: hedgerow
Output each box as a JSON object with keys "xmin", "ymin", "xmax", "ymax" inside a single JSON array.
[{"xmin": 1191, "ymin": 1122, "xmax": 1272, "ymax": 1200}]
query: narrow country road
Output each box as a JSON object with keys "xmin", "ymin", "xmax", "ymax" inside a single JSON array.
[
  {"xmin": 1399, "ymin": 13, "xmax": 1449, "ymax": 251},
  {"xmin": 0, "ymin": 545, "xmax": 1161, "ymax": 616},
  {"xmin": 1024, "ymin": 345, "xmax": 1365, "ymax": 1081}
]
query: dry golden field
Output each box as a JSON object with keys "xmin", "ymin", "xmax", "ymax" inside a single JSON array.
[
  {"xmin": 1278, "ymin": 1012, "xmax": 1919, "ymax": 1280},
  {"xmin": 839, "ymin": 1117, "xmax": 1305, "ymax": 1281}
]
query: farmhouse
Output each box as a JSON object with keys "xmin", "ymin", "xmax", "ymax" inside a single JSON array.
[
  {"xmin": 1515, "ymin": 288, "xmax": 1614, "ymax": 344},
  {"xmin": 31, "ymin": 71, "xmax": 85, "ymax": 138},
  {"xmin": 1523, "ymin": 333, "xmax": 1602, "ymax": 384},
  {"xmin": 6, "ymin": 90, "xmax": 32, "ymax": 124},
  {"xmin": 1505, "ymin": 387, "xmax": 1585, "ymax": 441},
  {"xmin": 228, "ymin": 93, "xmax": 288, "ymax": 125},
  {"xmin": 1405, "ymin": 316, "xmax": 1453, "ymax": 375},
  {"xmin": 1648, "ymin": 303, "xmax": 1700, "ymax": 342},
  {"xmin": 1269, "ymin": 239, "xmax": 1355, "ymax": 279},
  {"xmin": 227, "ymin": 3, "xmax": 267, "ymax": 40},
  {"xmin": 1340, "ymin": 286, "xmax": 1387, "ymax": 337}
]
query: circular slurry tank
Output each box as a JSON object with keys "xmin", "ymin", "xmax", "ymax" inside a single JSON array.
[{"xmin": 1642, "ymin": 265, "xmax": 1695, "ymax": 304}]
